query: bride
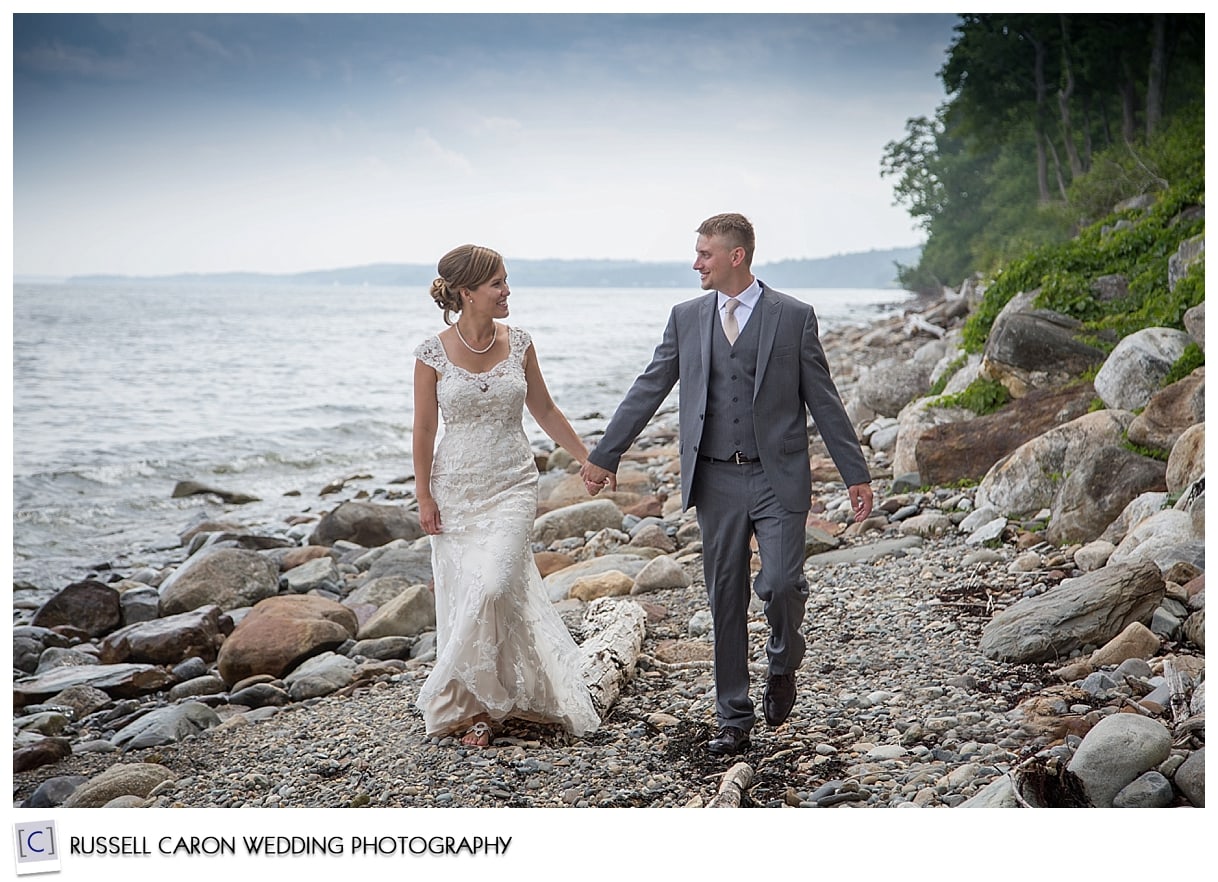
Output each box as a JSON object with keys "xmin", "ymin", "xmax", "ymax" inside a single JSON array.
[{"xmin": 412, "ymin": 244, "xmax": 604, "ymax": 748}]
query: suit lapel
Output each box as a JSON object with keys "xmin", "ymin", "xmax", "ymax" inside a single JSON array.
[
  {"xmin": 753, "ymin": 283, "xmax": 779, "ymax": 394},
  {"xmin": 699, "ymin": 291, "xmax": 716, "ymax": 375}
]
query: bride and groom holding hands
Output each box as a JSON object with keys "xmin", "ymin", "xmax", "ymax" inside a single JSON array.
[{"xmin": 411, "ymin": 212, "xmax": 873, "ymax": 755}]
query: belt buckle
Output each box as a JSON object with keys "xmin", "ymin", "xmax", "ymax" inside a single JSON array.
[{"xmin": 733, "ymin": 451, "xmax": 747, "ymax": 464}]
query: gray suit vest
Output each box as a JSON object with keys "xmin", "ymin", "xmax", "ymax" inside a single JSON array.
[{"xmin": 700, "ymin": 304, "xmax": 761, "ymax": 459}]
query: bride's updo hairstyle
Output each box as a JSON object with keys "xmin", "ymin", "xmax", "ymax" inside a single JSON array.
[{"xmin": 429, "ymin": 244, "xmax": 504, "ymax": 326}]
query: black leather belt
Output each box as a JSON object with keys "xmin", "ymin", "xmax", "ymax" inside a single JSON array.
[{"xmin": 699, "ymin": 452, "xmax": 758, "ymax": 464}]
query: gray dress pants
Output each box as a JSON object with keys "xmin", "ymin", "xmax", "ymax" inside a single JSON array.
[{"xmin": 692, "ymin": 459, "xmax": 809, "ymax": 731}]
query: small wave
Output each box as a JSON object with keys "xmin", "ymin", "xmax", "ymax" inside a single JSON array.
[{"xmin": 12, "ymin": 461, "xmax": 163, "ymax": 494}]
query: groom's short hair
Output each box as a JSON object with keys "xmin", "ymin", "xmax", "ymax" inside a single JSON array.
[{"xmin": 697, "ymin": 213, "xmax": 755, "ymax": 265}]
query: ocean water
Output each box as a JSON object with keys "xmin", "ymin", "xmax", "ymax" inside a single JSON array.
[{"xmin": 10, "ymin": 282, "xmax": 913, "ymax": 593}]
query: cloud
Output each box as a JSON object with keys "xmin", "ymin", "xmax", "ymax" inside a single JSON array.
[
  {"xmin": 415, "ymin": 129, "xmax": 476, "ymax": 175},
  {"xmin": 15, "ymin": 40, "xmax": 135, "ymax": 80},
  {"xmin": 12, "ymin": 12, "xmax": 955, "ymax": 276}
]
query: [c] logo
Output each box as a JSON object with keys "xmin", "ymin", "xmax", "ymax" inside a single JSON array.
[{"xmin": 13, "ymin": 820, "xmax": 61, "ymax": 876}]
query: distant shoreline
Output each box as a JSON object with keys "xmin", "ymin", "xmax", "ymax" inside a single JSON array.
[{"xmin": 15, "ymin": 246, "xmax": 922, "ymax": 291}]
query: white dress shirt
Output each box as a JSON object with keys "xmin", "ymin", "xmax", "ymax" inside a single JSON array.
[{"xmin": 719, "ymin": 279, "xmax": 762, "ymax": 335}]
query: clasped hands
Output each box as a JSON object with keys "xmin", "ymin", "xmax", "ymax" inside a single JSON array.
[{"xmin": 579, "ymin": 461, "xmax": 616, "ymax": 496}]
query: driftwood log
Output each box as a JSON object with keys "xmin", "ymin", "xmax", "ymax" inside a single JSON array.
[
  {"xmin": 578, "ymin": 596, "xmax": 647, "ymax": 716},
  {"xmin": 1010, "ymin": 754, "xmax": 1091, "ymax": 807},
  {"xmin": 707, "ymin": 762, "xmax": 754, "ymax": 808},
  {"xmin": 1164, "ymin": 658, "xmax": 1191, "ymax": 726}
]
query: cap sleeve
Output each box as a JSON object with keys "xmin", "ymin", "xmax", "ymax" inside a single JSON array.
[
  {"xmin": 510, "ymin": 326, "xmax": 532, "ymax": 357},
  {"xmin": 414, "ymin": 335, "xmax": 446, "ymax": 372}
]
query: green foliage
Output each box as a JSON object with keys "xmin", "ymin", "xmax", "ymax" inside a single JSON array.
[
  {"xmin": 889, "ymin": 14, "xmax": 1204, "ymax": 300},
  {"xmin": 926, "ymin": 354, "xmax": 967, "ymax": 397},
  {"xmin": 1062, "ymin": 105, "xmax": 1205, "ymax": 225},
  {"xmin": 1089, "ymin": 240, "xmax": 1204, "ymax": 339},
  {"xmin": 884, "ymin": 111, "xmax": 998, "ymax": 292},
  {"xmin": 1163, "ymin": 342, "xmax": 1204, "ymax": 387},
  {"xmin": 959, "ymin": 170, "xmax": 1204, "ymax": 353},
  {"xmin": 929, "ymin": 377, "xmax": 1011, "ymax": 416},
  {"xmin": 1123, "ymin": 440, "xmax": 1170, "ymax": 462}
]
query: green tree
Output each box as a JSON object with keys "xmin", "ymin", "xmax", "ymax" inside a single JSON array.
[{"xmin": 884, "ymin": 13, "xmax": 1204, "ymax": 295}]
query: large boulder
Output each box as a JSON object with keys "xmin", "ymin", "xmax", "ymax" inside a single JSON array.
[
  {"xmin": 158, "ymin": 546, "xmax": 279, "ymax": 616},
  {"xmin": 1165, "ymin": 423, "xmax": 1204, "ymax": 493},
  {"xmin": 308, "ymin": 501, "xmax": 423, "ymax": 547},
  {"xmin": 914, "ymin": 384, "xmax": 1095, "ymax": 487},
  {"xmin": 890, "ymin": 398, "xmax": 973, "ymax": 479},
  {"xmin": 98, "ymin": 605, "xmax": 225, "ymax": 665},
  {"xmin": 1126, "ymin": 367, "xmax": 1204, "ymax": 453},
  {"xmin": 976, "ymin": 409, "xmax": 1134, "ymax": 517},
  {"xmin": 979, "ymin": 560, "xmax": 1164, "ymax": 663},
  {"xmin": 30, "ymin": 581, "xmax": 122, "ymax": 638},
  {"xmin": 543, "ymin": 553, "xmax": 651, "ymax": 603},
  {"xmin": 14, "ymin": 663, "xmax": 175, "ymax": 707},
  {"xmin": 1182, "ymin": 300, "xmax": 1205, "ymax": 349},
  {"xmin": 532, "ymin": 498, "xmax": 624, "ymax": 546},
  {"xmin": 1093, "ymin": 327, "xmax": 1193, "ymax": 411},
  {"xmin": 1100, "ymin": 491, "xmax": 1171, "ymax": 546},
  {"xmin": 1109, "ymin": 509, "xmax": 1205, "ymax": 572},
  {"xmin": 355, "ymin": 584, "xmax": 436, "ymax": 639},
  {"xmin": 61, "ymin": 763, "xmax": 177, "ymax": 809},
  {"xmin": 1066, "ymin": 714, "xmax": 1172, "ymax": 808},
  {"xmin": 858, "ymin": 356, "xmax": 934, "ymax": 418},
  {"xmin": 981, "ymin": 290, "xmax": 1112, "ymax": 397},
  {"xmin": 1045, "ymin": 446, "xmax": 1167, "ymax": 545},
  {"xmin": 216, "ymin": 595, "xmax": 358, "ymax": 686},
  {"xmin": 1167, "ymin": 234, "xmax": 1204, "ymax": 294}
]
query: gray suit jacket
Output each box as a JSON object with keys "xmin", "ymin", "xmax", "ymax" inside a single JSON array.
[{"xmin": 587, "ymin": 281, "xmax": 870, "ymax": 512}]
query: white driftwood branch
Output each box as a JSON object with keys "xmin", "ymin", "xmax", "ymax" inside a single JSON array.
[
  {"xmin": 579, "ymin": 597, "xmax": 647, "ymax": 715},
  {"xmin": 707, "ymin": 762, "xmax": 754, "ymax": 808}
]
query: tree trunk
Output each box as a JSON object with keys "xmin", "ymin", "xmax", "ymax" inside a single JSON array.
[
  {"xmin": 1097, "ymin": 90, "xmax": 1113, "ymax": 148},
  {"xmin": 1028, "ymin": 31, "xmax": 1053, "ymax": 203},
  {"xmin": 1057, "ymin": 15, "xmax": 1084, "ymax": 179},
  {"xmin": 1045, "ymin": 138, "xmax": 1070, "ymax": 201},
  {"xmin": 1120, "ymin": 64, "xmax": 1139, "ymax": 144},
  {"xmin": 1145, "ymin": 13, "xmax": 1166, "ymax": 137},
  {"xmin": 1080, "ymin": 91, "xmax": 1094, "ymax": 169}
]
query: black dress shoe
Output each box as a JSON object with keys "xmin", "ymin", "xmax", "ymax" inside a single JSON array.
[
  {"xmin": 706, "ymin": 726, "xmax": 751, "ymax": 756},
  {"xmin": 763, "ymin": 672, "xmax": 796, "ymax": 726}
]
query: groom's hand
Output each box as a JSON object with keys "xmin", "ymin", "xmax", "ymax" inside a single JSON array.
[
  {"xmin": 580, "ymin": 461, "xmax": 617, "ymax": 495},
  {"xmin": 848, "ymin": 483, "xmax": 874, "ymax": 522}
]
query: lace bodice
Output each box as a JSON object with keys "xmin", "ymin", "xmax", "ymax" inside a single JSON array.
[
  {"xmin": 414, "ymin": 326, "xmax": 534, "ymax": 491},
  {"xmin": 414, "ymin": 326, "xmax": 531, "ymax": 430}
]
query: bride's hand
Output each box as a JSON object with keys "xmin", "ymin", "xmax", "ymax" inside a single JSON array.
[{"xmin": 418, "ymin": 498, "xmax": 442, "ymax": 534}]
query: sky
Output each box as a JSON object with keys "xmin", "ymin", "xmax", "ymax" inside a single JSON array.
[{"xmin": 10, "ymin": 10, "xmax": 959, "ymax": 278}]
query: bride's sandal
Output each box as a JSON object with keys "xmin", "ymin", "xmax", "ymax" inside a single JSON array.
[{"xmin": 460, "ymin": 721, "xmax": 493, "ymax": 748}]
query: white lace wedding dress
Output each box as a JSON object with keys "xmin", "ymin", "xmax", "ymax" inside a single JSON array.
[{"xmin": 413, "ymin": 326, "xmax": 600, "ymax": 738}]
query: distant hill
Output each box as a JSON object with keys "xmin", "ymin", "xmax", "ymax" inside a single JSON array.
[{"xmin": 63, "ymin": 246, "xmax": 922, "ymax": 289}]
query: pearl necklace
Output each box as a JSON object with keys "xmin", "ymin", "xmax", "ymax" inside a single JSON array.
[{"xmin": 454, "ymin": 321, "xmax": 496, "ymax": 354}]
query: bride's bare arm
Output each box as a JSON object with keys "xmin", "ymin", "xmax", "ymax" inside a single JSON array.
[
  {"xmin": 412, "ymin": 359, "xmax": 442, "ymax": 534},
  {"xmin": 522, "ymin": 343, "xmax": 592, "ymax": 467}
]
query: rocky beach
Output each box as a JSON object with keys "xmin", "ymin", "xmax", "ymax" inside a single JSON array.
[{"xmin": 13, "ymin": 240, "xmax": 1205, "ymax": 821}]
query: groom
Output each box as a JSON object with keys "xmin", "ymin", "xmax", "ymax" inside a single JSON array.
[{"xmin": 580, "ymin": 213, "xmax": 873, "ymax": 756}]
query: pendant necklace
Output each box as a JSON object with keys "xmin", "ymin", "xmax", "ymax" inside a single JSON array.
[{"xmin": 454, "ymin": 322, "xmax": 496, "ymax": 354}]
